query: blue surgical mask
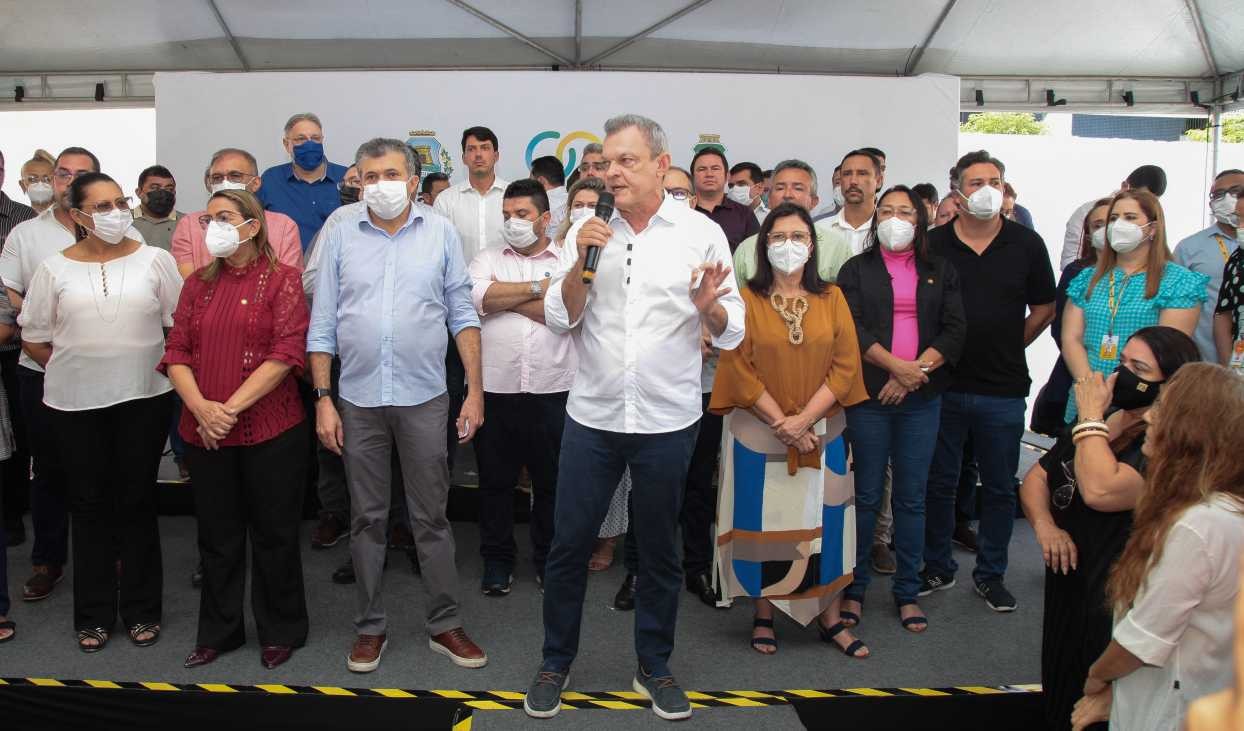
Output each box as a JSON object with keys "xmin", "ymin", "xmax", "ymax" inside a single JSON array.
[{"xmin": 292, "ymin": 139, "xmax": 325, "ymax": 170}]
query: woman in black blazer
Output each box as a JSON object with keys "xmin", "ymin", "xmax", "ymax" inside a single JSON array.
[{"xmin": 836, "ymin": 185, "xmax": 966, "ymax": 633}]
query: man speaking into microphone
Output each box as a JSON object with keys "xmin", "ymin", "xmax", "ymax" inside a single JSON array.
[{"xmin": 524, "ymin": 114, "xmax": 744, "ymax": 722}]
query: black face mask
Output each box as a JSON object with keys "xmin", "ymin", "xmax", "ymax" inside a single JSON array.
[
  {"xmin": 1111, "ymin": 365, "xmax": 1162, "ymax": 411},
  {"xmin": 339, "ymin": 185, "xmax": 361, "ymax": 206},
  {"xmin": 144, "ymin": 189, "xmax": 176, "ymax": 218}
]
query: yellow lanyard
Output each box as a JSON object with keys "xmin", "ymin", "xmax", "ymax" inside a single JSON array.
[
  {"xmin": 1214, "ymin": 235, "xmax": 1232, "ymax": 262},
  {"xmin": 1106, "ymin": 269, "xmax": 1138, "ymax": 336}
]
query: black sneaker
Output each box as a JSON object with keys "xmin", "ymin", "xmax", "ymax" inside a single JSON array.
[
  {"xmin": 523, "ymin": 669, "xmax": 569, "ymax": 719},
  {"xmin": 952, "ymin": 522, "xmax": 979, "ymax": 552},
  {"xmin": 633, "ymin": 666, "xmax": 692, "ymax": 721},
  {"xmin": 975, "ymin": 578, "xmax": 1017, "ymax": 612},
  {"xmin": 482, "ymin": 562, "xmax": 513, "ymax": 596},
  {"xmin": 917, "ymin": 572, "xmax": 956, "ymax": 597}
]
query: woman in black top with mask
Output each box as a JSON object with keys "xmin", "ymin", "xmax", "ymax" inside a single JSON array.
[{"xmin": 1019, "ymin": 325, "xmax": 1199, "ymax": 730}]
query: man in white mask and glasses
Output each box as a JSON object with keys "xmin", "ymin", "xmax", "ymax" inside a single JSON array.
[
  {"xmin": 1174, "ymin": 169, "xmax": 1244, "ymax": 362},
  {"xmin": 308, "ymin": 138, "xmax": 487, "ymax": 675},
  {"xmin": 920, "ymin": 149, "xmax": 1056, "ymax": 616}
]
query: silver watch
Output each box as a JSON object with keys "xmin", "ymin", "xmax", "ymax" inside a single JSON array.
[{"xmin": 530, "ymin": 279, "xmax": 544, "ymax": 297}]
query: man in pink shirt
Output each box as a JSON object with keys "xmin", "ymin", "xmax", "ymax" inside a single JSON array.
[
  {"xmin": 468, "ymin": 179, "xmax": 576, "ymax": 596},
  {"xmin": 171, "ymin": 148, "xmax": 303, "ymax": 279}
]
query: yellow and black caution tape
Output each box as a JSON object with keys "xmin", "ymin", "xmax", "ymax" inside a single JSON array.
[{"xmin": 0, "ymin": 677, "xmax": 1040, "ymax": 712}]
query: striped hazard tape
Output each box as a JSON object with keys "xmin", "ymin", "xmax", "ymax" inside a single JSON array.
[{"xmin": 0, "ymin": 677, "xmax": 1040, "ymax": 711}]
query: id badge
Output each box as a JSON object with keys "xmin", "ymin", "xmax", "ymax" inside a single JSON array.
[
  {"xmin": 1099, "ymin": 334, "xmax": 1120, "ymax": 361},
  {"xmin": 1230, "ymin": 339, "xmax": 1244, "ymax": 373}
]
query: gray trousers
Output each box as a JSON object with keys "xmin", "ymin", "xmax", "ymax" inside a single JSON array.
[{"xmin": 339, "ymin": 395, "xmax": 460, "ymax": 636}]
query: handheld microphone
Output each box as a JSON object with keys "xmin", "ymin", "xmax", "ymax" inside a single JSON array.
[{"xmin": 581, "ymin": 191, "xmax": 615, "ymax": 285}]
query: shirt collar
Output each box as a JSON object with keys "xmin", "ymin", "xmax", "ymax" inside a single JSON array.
[
  {"xmin": 285, "ymin": 161, "xmax": 337, "ymax": 185},
  {"xmin": 831, "ymin": 210, "xmax": 873, "ymax": 232},
  {"xmin": 502, "ymin": 239, "xmax": 561, "ymax": 259},
  {"xmin": 133, "ymin": 206, "xmax": 178, "ymax": 223},
  {"xmin": 356, "ymin": 200, "xmax": 423, "ymax": 235},
  {"xmin": 457, "ymin": 176, "xmax": 508, "ymax": 195}
]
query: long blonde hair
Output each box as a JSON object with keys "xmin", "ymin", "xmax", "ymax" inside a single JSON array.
[
  {"xmin": 1107, "ymin": 363, "xmax": 1244, "ymax": 610},
  {"xmin": 1087, "ymin": 190, "xmax": 1172, "ymax": 301},
  {"xmin": 556, "ymin": 178, "xmax": 606, "ymax": 243},
  {"xmin": 198, "ymin": 190, "xmax": 277, "ymax": 282}
]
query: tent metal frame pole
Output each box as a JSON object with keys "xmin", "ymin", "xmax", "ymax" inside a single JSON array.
[
  {"xmin": 581, "ymin": 0, "xmax": 715, "ymax": 67},
  {"xmin": 574, "ymin": 0, "xmax": 583, "ymax": 65},
  {"xmin": 445, "ymin": 0, "xmax": 573, "ymax": 67},
  {"xmin": 1183, "ymin": 0, "xmax": 1219, "ymax": 78},
  {"xmin": 206, "ymin": 0, "xmax": 250, "ymax": 72},
  {"xmin": 905, "ymin": 0, "xmax": 957, "ymax": 76}
]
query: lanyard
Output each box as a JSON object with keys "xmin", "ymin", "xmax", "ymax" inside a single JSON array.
[
  {"xmin": 1215, "ymin": 235, "xmax": 1232, "ymax": 262},
  {"xmin": 1106, "ymin": 269, "xmax": 1139, "ymax": 336}
]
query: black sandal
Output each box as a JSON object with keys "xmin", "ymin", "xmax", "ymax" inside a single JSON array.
[
  {"xmin": 840, "ymin": 597, "xmax": 863, "ymax": 627},
  {"xmin": 77, "ymin": 627, "xmax": 109, "ymax": 653},
  {"xmin": 128, "ymin": 622, "xmax": 161, "ymax": 647},
  {"xmin": 898, "ymin": 605, "xmax": 928, "ymax": 633},
  {"xmin": 0, "ymin": 620, "xmax": 14, "ymax": 644},
  {"xmin": 818, "ymin": 620, "xmax": 868, "ymax": 659},
  {"xmin": 751, "ymin": 617, "xmax": 777, "ymax": 655}
]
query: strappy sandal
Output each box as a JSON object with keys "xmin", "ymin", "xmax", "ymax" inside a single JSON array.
[
  {"xmin": 588, "ymin": 537, "xmax": 616, "ymax": 572},
  {"xmin": 898, "ymin": 604, "xmax": 928, "ymax": 633},
  {"xmin": 818, "ymin": 620, "xmax": 869, "ymax": 659},
  {"xmin": 0, "ymin": 620, "xmax": 15, "ymax": 644},
  {"xmin": 128, "ymin": 622, "xmax": 161, "ymax": 647},
  {"xmin": 77, "ymin": 627, "xmax": 109, "ymax": 653},
  {"xmin": 840, "ymin": 597, "xmax": 863, "ymax": 627},
  {"xmin": 750, "ymin": 617, "xmax": 777, "ymax": 655}
]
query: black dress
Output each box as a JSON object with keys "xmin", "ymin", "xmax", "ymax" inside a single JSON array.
[{"xmin": 1038, "ymin": 428, "xmax": 1144, "ymax": 730}]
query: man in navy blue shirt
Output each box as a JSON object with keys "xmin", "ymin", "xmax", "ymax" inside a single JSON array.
[{"xmin": 259, "ymin": 112, "xmax": 348, "ymax": 252}]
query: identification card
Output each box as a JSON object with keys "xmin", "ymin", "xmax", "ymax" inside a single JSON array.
[
  {"xmin": 1230, "ymin": 340, "xmax": 1244, "ymax": 373},
  {"xmin": 1099, "ymin": 334, "xmax": 1120, "ymax": 361}
]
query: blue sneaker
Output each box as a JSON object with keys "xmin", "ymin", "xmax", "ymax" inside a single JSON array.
[{"xmin": 633, "ymin": 666, "xmax": 691, "ymax": 721}]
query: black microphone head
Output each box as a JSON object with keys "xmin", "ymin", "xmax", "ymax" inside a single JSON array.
[{"xmin": 594, "ymin": 191, "xmax": 615, "ymax": 220}]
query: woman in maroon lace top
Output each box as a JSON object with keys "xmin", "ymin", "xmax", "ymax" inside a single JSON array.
[{"xmin": 159, "ymin": 189, "xmax": 310, "ymax": 671}]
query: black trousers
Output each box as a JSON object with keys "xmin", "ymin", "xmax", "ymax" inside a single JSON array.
[
  {"xmin": 0, "ymin": 349, "xmax": 28, "ymax": 527},
  {"xmin": 54, "ymin": 392, "xmax": 171, "ymax": 631},
  {"xmin": 186, "ymin": 422, "xmax": 310, "ymax": 650},
  {"xmin": 20, "ymin": 366, "xmax": 67, "ymax": 568},
  {"xmin": 680, "ymin": 393, "xmax": 722, "ymax": 576},
  {"xmin": 474, "ymin": 391, "xmax": 566, "ymax": 572},
  {"xmin": 445, "ymin": 332, "xmax": 467, "ymax": 473}
]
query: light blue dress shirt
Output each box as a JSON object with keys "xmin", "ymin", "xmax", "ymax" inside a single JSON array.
[
  {"xmin": 307, "ymin": 202, "xmax": 479, "ymax": 408},
  {"xmin": 1174, "ymin": 223, "xmax": 1240, "ymax": 362}
]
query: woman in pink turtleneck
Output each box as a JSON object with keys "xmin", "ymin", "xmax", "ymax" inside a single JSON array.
[{"xmin": 835, "ymin": 186, "xmax": 967, "ymax": 633}]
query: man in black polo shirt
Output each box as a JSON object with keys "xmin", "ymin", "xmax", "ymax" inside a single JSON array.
[
  {"xmin": 691, "ymin": 148, "xmax": 759, "ymax": 251},
  {"xmin": 921, "ymin": 150, "xmax": 1055, "ymax": 613}
]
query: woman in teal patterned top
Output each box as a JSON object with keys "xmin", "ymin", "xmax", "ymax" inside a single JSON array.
[{"xmin": 1061, "ymin": 190, "xmax": 1206, "ymax": 422}]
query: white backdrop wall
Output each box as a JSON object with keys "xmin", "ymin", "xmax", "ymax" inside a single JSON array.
[{"xmin": 154, "ymin": 70, "xmax": 961, "ymax": 213}]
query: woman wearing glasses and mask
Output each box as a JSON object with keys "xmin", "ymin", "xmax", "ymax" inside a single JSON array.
[
  {"xmin": 1019, "ymin": 326, "xmax": 1199, "ymax": 730},
  {"xmin": 161, "ymin": 190, "xmax": 311, "ymax": 670},
  {"xmin": 17, "ymin": 173, "xmax": 182, "ymax": 653}
]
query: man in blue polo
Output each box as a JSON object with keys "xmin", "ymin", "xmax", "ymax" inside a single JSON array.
[{"xmin": 259, "ymin": 112, "xmax": 349, "ymax": 252}]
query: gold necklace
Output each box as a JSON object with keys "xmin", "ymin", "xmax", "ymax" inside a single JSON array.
[{"xmin": 769, "ymin": 292, "xmax": 809, "ymax": 345}]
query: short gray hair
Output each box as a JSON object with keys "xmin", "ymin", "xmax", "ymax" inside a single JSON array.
[
  {"xmin": 354, "ymin": 138, "xmax": 421, "ymax": 179},
  {"xmin": 772, "ymin": 159, "xmax": 819, "ymax": 196},
  {"xmin": 284, "ymin": 112, "xmax": 323, "ymax": 135},
  {"xmin": 582, "ymin": 142, "xmax": 603, "ymax": 157},
  {"xmin": 603, "ymin": 114, "xmax": 668, "ymax": 158},
  {"xmin": 206, "ymin": 147, "xmax": 258, "ymax": 177}
]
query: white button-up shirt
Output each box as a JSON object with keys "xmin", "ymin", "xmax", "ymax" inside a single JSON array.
[
  {"xmin": 469, "ymin": 241, "xmax": 576, "ymax": 394},
  {"xmin": 545, "ymin": 194, "xmax": 745, "ymax": 434},
  {"xmin": 433, "ymin": 177, "xmax": 509, "ymax": 263},
  {"xmin": 829, "ymin": 210, "xmax": 874, "ymax": 256}
]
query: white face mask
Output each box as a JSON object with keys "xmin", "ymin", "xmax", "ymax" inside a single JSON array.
[
  {"xmin": 877, "ymin": 217, "xmax": 916, "ymax": 252},
  {"xmin": 959, "ymin": 185, "xmax": 1003, "ymax": 220},
  {"xmin": 727, "ymin": 184, "xmax": 753, "ymax": 206},
  {"xmin": 27, "ymin": 182, "xmax": 53, "ymax": 205},
  {"xmin": 1107, "ymin": 219, "xmax": 1151, "ymax": 253},
  {"xmin": 570, "ymin": 207, "xmax": 592, "ymax": 223},
  {"xmin": 1211, "ymin": 192, "xmax": 1239, "ymax": 227},
  {"xmin": 831, "ymin": 185, "xmax": 845, "ymax": 208},
  {"xmin": 209, "ymin": 180, "xmax": 249, "ymax": 195},
  {"xmin": 502, "ymin": 217, "xmax": 539, "ymax": 250},
  {"xmin": 204, "ymin": 219, "xmax": 254, "ymax": 258},
  {"xmin": 363, "ymin": 180, "xmax": 411, "ymax": 220},
  {"xmin": 1090, "ymin": 227, "xmax": 1107, "ymax": 251},
  {"xmin": 767, "ymin": 238, "xmax": 811, "ymax": 275},
  {"xmin": 86, "ymin": 209, "xmax": 131, "ymax": 245}
]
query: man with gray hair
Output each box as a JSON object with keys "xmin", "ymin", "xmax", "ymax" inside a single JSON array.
[
  {"xmin": 259, "ymin": 112, "xmax": 349, "ymax": 253},
  {"xmin": 308, "ymin": 138, "xmax": 487, "ymax": 674},
  {"xmin": 524, "ymin": 115, "xmax": 744, "ymax": 722},
  {"xmin": 576, "ymin": 142, "xmax": 607, "ymax": 181}
]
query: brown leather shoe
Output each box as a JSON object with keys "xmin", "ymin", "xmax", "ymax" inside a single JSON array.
[
  {"xmin": 347, "ymin": 633, "xmax": 387, "ymax": 673},
  {"xmin": 184, "ymin": 646, "xmax": 220, "ymax": 668},
  {"xmin": 261, "ymin": 645, "xmax": 293, "ymax": 669},
  {"xmin": 311, "ymin": 513, "xmax": 348, "ymax": 550},
  {"xmin": 23, "ymin": 565, "xmax": 64, "ymax": 601},
  {"xmin": 429, "ymin": 627, "xmax": 487, "ymax": 668}
]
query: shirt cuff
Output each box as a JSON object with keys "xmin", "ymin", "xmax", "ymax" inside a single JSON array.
[{"xmin": 1113, "ymin": 611, "xmax": 1176, "ymax": 667}]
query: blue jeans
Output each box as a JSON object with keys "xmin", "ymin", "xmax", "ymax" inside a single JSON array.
[
  {"xmin": 541, "ymin": 418, "xmax": 697, "ymax": 677},
  {"xmin": 923, "ymin": 392, "xmax": 1025, "ymax": 584},
  {"xmin": 846, "ymin": 396, "xmax": 941, "ymax": 605}
]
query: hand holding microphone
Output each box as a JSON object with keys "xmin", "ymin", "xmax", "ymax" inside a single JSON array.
[{"xmin": 579, "ymin": 191, "xmax": 614, "ymax": 285}]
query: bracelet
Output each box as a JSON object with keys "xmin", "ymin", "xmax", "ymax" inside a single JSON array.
[
  {"xmin": 1071, "ymin": 420, "xmax": 1108, "ymax": 435},
  {"xmin": 1072, "ymin": 429, "xmax": 1109, "ymax": 444}
]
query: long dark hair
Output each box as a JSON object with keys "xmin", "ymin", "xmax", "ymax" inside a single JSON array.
[
  {"xmin": 863, "ymin": 185, "xmax": 931, "ymax": 265},
  {"xmin": 749, "ymin": 202, "xmax": 828, "ymax": 296},
  {"xmin": 67, "ymin": 172, "xmax": 118, "ymax": 242},
  {"xmin": 1129, "ymin": 326, "xmax": 1201, "ymax": 382}
]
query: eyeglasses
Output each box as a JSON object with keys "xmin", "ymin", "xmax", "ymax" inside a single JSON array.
[
  {"xmin": 1210, "ymin": 186, "xmax": 1243, "ymax": 200},
  {"xmin": 767, "ymin": 232, "xmax": 812, "ymax": 245},
  {"xmin": 197, "ymin": 211, "xmax": 247, "ymax": 228},
  {"xmin": 77, "ymin": 196, "xmax": 134, "ymax": 215},
  {"xmin": 1051, "ymin": 460, "xmax": 1077, "ymax": 510},
  {"xmin": 877, "ymin": 207, "xmax": 918, "ymax": 217},
  {"xmin": 54, "ymin": 169, "xmax": 91, "ymax": 182},
  {"xmin": 579, "ymin": 161, "xmax": 609, "ymax": 173},
  {"xmin": 666, "ymin": 188, "xmax": 691, "ymax": 200},
  {"xmin": 207, "ymin": 171, "xmax": 255, "ymax": 185},
  {"xmin": 288, "ymin": 134, "xmax": 324, "ymax": 145},
  {"xmin": 22, "ymin": 174, "xmax": 52, "ymax": 185}
]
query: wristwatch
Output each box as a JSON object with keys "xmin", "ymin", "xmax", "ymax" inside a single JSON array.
[
  {"xmin": 313, "ymin": 387, "xmax": 333, "ymax": 401},
  {"xmin": 530, "ymin": 279, "xmax": 544, "ymax": 297}
]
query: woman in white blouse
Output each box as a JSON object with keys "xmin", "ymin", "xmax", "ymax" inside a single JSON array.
[
  {"xmin": 1071, "ymin": 362, "xmax": 1244, "ymax": 730},
  {"xmin": 18, "ymin": 172, "xmax": 182, "ymax": 653}
]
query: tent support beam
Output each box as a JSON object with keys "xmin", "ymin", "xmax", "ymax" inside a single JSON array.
[
  {"xmin": 574, "ymin": 0, "xmax": 583, "ymax": 65},
  {"xmin": 581, "ymin": 0, "xmax": 715, "ymax": 67},
  {"xmin": 206, "ymin": 0, "xmax": 250, "ymax": 72},
  {"xmin": 905, "ymin": 0, "xmax": 957, "ymax": 76},
  {"xmin": 1183, "ymin": 0, "xmax": 1219, "ymax": 77},
  {"xmin": 445, "ymin": 0, "xmax": 573, "ymax": 67}
]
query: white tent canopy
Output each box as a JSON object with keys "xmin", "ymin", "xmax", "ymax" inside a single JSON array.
[{"xmin": 1, "ymin": 0, "xmax": 1241, "ymax": 114}]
